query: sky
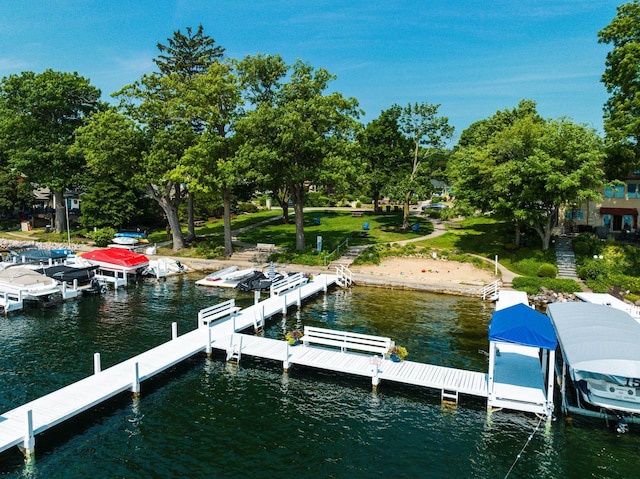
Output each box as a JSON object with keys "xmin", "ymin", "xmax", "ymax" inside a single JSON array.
[{"xmin": 0, "ymin": 1, "xmax": 621, "ymax": 141}]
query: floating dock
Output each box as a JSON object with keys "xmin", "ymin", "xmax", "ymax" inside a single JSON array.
[{"xmin": 0, "ymin": 274, "xmax": 551, "ymax": 458}]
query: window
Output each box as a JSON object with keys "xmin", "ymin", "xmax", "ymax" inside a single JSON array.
[
  {"xmin": 564, "ymin": 209, "xmax": 583, "ymax": 220},
  {"xmin": 629, "ymin": 183, "xmax": 639, "ymax": 199},
  {"xmin": 605, "ymin": 185, "xmax": 625, "ymax": 198}
]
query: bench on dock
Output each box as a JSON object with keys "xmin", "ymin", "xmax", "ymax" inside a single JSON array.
[
  {"xmin": 198, "ymin": 299, "xmax": 241, "ymax": 327},
  {"xmin": 256, "ymin": 243, "xmax": 276, "ymax": 252},
  {"xmin": 270, "ymin": 272, "xmax": 308, "ymax": 296},
  {"xmin": 300, "ymin": 326, "xmax": 392, "ymax": 355}
]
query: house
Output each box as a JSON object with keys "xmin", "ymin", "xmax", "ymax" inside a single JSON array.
[
  {"xmin": 564, "ymin": 172, "xmax": 640, "ymax": 238},
  {"xmin": 29, "ymin": 187, "xmax": 82, "ymax": 227}
]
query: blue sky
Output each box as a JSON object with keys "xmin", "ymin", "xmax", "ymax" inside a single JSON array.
[{"xmin": 0, "ymin": 1, "xmax": 620, "ymax": 140}]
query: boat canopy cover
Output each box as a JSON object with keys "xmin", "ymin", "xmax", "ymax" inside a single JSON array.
[
  {"xmin": 82, "ymin": 248, "xmax": 149, "ymax": 267},
  {"xmin": 547, "ymin": 302, "xmax": 640, "ymax": 379},
  {"xmin": 489, "ymin": 303, "xmax": 557, "ymax": 350},
  {"xmin": 14, "ymin": 249, "xmax": 67, "ymax": 261}
]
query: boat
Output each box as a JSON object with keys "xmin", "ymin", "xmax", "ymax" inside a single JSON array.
[
  {"xmin": 114, "ymin": 231, "xmax": 148, "ymax": 239},
  {"xmin": 81, "ymin": 248, "xmax": 149, "ymax": 273},
  {"xmin": 195, "ymin": 266, "xmax": 256, "ymax": 288},
  {"xmin": 547, "ymin": 302, "xmax": 640, "ymax": 431},
  {"xmin": 235, "ymin": 271, "xmax": 288, "ymax": 292},
  {"xmin": 0, "ymin": 267, "xmax": 61, "ymax": 301},
  {"xmin": 3, "ymin": 248, "xmax": 68, "ymax": 267},
  {"xmin": 143, "ymin": 258, "xmax": 187, "ymax": 278},
  {"xmin": 112, "ymin": 236, "xmax": 139, "ymax": 246}
]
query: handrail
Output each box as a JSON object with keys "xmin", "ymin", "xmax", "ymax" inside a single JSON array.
[{"xmin": 323, "ymin": 236, "xmax": 350, "ymax": 266}]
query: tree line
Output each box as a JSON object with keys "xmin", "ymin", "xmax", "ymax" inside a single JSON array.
[{"xmin": 1, "ymin": 2, "xmax": 638, "ymax": 252}]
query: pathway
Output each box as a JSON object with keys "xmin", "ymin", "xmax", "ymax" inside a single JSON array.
[{"xmin": 554, "ymin": 236, "xmax": 579, "ymax": 280}]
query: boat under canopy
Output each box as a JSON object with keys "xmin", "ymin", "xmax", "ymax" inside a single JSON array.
[
  {"xmin": 82, "ymin": 248, "xmax": 149, "ymax": 273},
  {"xmin": 547, "ymin": 302, "xmax": 640, "ymax": 416},
  {"xmin": 0, "ymin": 266, "xmax": 60, "ymax": 299},
  {"xmin": 33, "ymin": 264, "xmax": 99, "ymax": 286}
]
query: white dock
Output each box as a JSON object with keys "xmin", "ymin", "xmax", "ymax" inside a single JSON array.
[{"xmin": 0, "ymin": 273, "xmax": 336, "ymax": 457}]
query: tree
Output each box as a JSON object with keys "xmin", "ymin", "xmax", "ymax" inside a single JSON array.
[
  {"xmin": 599, "ymin": 1, "xmax": 640, "ymax": 174},
  {"xmin": 154, "ymin": 25, "xmax": 225, "ymax": 242},
  {"xmin": 237, "ymin": 60, "xmax": 360, "ymax": 250},
  {"xmin": 451, "ymin": 109, "xmax": 605, "ymax": 250},
  {"xmin": 391, "ymin": 103, "xmax": 454, "ymax": 229},
  {"xmin": 0, "ymin": 70, "xmax": 102, "ymax": 232},
  {"xmin": 357, "ymin": 107, "xmax": 412, "ymax": 212}
]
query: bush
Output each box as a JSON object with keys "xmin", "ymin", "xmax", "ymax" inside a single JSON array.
[
  {"xmin": 571, "ymin": 233, "xmax": 602, "ymax": 258},
  {"xmin": 352, "ymin": 245, "xmax": 381, "ymax": 265},
  {"xmin": 86, "ymin": 227, "xmax": 116, "ymax": 247},
  {"xmin": 577, "ymin": 258, "xmax": 611, "ymax": 282},
  {"xmin": 237, "ymin": 201, "xmax": 258, "ymax": 214},
  {"xmin": 512, "ymin": 276, "xmax": 582, "ymax": 295},
  {"xmin": 536, "ymin": 263, "xmax": 557, "ymax": 278}
]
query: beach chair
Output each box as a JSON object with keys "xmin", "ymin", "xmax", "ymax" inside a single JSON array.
[
  {"xmin": 362, "ymin": 221, "xmax": 370, "ymax": 231},
  {"xmin": 411, "ymin": 223, "xmax": 420, "ymax": 232},
  {"xmin": 313, "ymin": 217, "xmax": 321, "ymax": 226}
]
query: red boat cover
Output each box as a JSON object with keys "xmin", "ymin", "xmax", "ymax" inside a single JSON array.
[{"xmin": 82, "ymin": 248, "xmax": 149, "ymax": 267}]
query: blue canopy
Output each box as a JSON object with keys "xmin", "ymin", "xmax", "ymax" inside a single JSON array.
[{"xmin": 489, "ymin": 303, "xmax": 557, "ymax": 350}]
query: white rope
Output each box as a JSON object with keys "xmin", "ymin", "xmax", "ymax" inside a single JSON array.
[{"xmin": 503, "ymin": 416, "xmax": 544, "ymax": 479}]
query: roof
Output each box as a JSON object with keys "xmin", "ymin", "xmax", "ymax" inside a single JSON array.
[
  {"xmin": 489, "ymin": 303, "xmax": 557, "ymax": 350},
  {"xmin": 547, "ymin": 302, "xmax": 640, "ymax": 378}
]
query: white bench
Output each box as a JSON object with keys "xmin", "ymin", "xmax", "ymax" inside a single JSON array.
[
  {"xmin": 256, "ymin": 243, "xmax": 275, "ymax": 251},
  {"xmin": 301, "ymin": 326, "xmax": 392, "ymax": 355},
  {"xmin": 270, "ymin": 272, "xmax": 308, "ymax": 296},
  {"xmin": 198, "ymin": 299, "xmax": 241, "ymax": 327}
]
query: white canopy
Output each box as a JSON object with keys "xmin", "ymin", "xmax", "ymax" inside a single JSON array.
[{"xmin": 547, "ymin": 302, "xmax": 640, "ymax": 381}]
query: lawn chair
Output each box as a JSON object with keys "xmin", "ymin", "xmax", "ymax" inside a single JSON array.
[
  {"xmin": 313, "ymin": 217, "xmax": 321, "ymax": 226},
  {"xmin": 411, "ymin": 223, "xmax": 420, "ymax": 232},
  {"xmin": 362, "ymin": 221, "xmax": 370, "ymax": 231}
]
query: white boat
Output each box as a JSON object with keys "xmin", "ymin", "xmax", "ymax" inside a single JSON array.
[
  {"xmin": 112, "ymin": 236, "xmax": 139, "ymax": 246},
  {"xmin": 0, "ymin": 266, "xmax": 61, "ymax": 300},
  {"xmin": 195, "ymin": 266, "xmax": 255, "ymax": 288},
  {"xmin": 143, "ymin": 258, "xmax": 187, "ymax": 278},
  {"xmin": 547, "ymin": 302, "xmax": 640, "ymax": 430}
]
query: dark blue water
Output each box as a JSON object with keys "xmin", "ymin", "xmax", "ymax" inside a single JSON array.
[{"xmin": 1, "ymin": 274, "xmax": 639, "ymax": 478}]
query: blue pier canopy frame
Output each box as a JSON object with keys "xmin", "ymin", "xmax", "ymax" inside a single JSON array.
[{"xmin": 489, "ymin": 303, "xmax": 557, "ymax": 350}]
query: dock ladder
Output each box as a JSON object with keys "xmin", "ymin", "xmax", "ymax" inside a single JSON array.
[
  {"xmin": 441, "ymin": 388, "xmax": 459, "ymax": 405},
  {"xmin": 481, "ymin": 280, "xmax": 501, "ymax": 301},
  {"xmin": 335, "ymin": 264, "xmax": 353, "ymax": 288}
]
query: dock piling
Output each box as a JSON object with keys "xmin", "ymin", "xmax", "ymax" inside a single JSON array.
[
  {"xmin": 132, "ymin": 362, "xmax": 140, "ymax": 397},
  {"xmin": 172, "ymin": 322, "xmax": 178, "ymax": 340},
  {"xmin": 205, "ymin": 327, "xmax": 212, "ymax": 357},
  {"xmin": 94, "ymin": 353, "xmax": 101, "ymax": 374}
]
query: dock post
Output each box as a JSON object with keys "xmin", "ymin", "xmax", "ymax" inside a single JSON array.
[
  {"xmin": 20, "ymin": 409, "xmax": 35, "ymax": 459},
  {"xmin": 205, "ymin": 326, "xmax": 212, "ymax": 358},
  {"xmin": 282, "ymin": 296, "xmax": 287, "ymax": 316},
  {"xmin": 172, "ymin": 322, "xmax": 178, "ymax": 340},
  {"xmin": 283, "ymin": 342, "xmax": 290, "ymax": 372},
  {"xmin": 324, "ymin": 274, "xmax": 328, "ymax": 293},
  {"xmin": 254, "ymin": 290, "xmax": 260, "ymax": 305},
  {"xmin": 370, "ymin": 355, "xmax": 381, "ymax": 391},
  {"xmin": 297, "ymin": 287, "xmax": 302, "ymax": 309},
  {"xmin": 94, "ymin": 353, "xmax": 101, "ymax": 374},
  {"xmin": 132, "ymin": 362, "xmax": 140, "ymax": 397}
]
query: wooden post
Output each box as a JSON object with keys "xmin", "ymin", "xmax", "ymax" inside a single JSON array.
[
  {"xmin": 132, "ymin": 362, "xmax": 140, "ymax": 397},
  {"xmin": 172, "ymin": 322, "xmax": 178, "ymax": 340},
  {"xmin": 94, "ymin": 353, "xmax": 101, "ymax": 374}
]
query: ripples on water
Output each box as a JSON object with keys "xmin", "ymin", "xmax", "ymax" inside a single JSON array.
[{"xmin": 1, "ymin": 276, "xmax": 640, "ymax": 478}]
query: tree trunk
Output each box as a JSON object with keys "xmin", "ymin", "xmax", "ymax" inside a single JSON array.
[
  {"xmin": 152, "ymin": 184, "xmax": 185, "ymax": 251},
  {"xmin": 185, "ymin": 192, "xmax": 195, "ymax": 242},
  {"xmin": 402, "ymin": 192, "xmax": 411, "ymax": 229},
  {"xmin": 514, "ymin": 221, "xmax": 521, "ymax": 248},
  {"xmin": 222, "ymin": 188, "xmax": 233, "ymax": 257},
  {"xmin": 373, "ymin": 192, "xmax": 380, "ymax": 214},
  {"xmin": 294, "ymin": 184, "xmax": 306, "ymax": 250},
  {"xmin": 53, "ymin": 190, "xmax": 66, "ymax": 234}
]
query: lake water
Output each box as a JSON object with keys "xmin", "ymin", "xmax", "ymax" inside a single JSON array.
[{"xmin": 1, "ymin": 274, "xmax": 639, "ymax": 478}]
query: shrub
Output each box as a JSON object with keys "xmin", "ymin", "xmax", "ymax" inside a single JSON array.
[
  {"xmin": 571, "ymin": 241, "xmax": 590, "ymax": 256},
  {"xmin": 352, "ymin": 246, "xmax": 381, "ymax": 265},
  {"xmin": 512, "ymin": 276, "xmax": 582, "ymax": 295},
  {"xmin": 625, "ymin": 292, "xmax": 640, "ymax": 303},
  {"xmin": 536, "ymin": 263, "xmax": 557, "ymax": 278},
  {"xmin": 86, "ymin": 227, "xmax": 116, "ymax": 247},
  {"xmin": 577, "ymin": 258, "xmax": 610, "ymax": 282},
  {"xmin": 237, "ymin": 201, "xmax": 258, "ymax": 213}
]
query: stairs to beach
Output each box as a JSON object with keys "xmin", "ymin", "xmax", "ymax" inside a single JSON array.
[
  {"xmin": 327, "ymin": 245, "xmax": 369, "ymax": 269},
  {"xmin": 555, "ymin": 237, "xmax": 579, "ymax": 280}
]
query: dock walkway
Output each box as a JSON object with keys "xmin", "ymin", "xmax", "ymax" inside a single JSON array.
[{"xmin": 0, "ymin": 273, "xmax": 336, "ymax": 457}]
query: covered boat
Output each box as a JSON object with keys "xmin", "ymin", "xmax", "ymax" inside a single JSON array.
[
  {"xmin": 0, "ymin": 266, "xmax": 60, "ymax": 300},
  {"xmin": 4, "ymin": 248, "xmax": 68, "ymax": 266},
  {"xmin": 33, "ymin": 264, "xmax": 99, "ymax": 287},
  {"xmin": 547, "ymin": 302, "xmax": 640, "ymax": 429},
  {"xmin": 82, "ymin": 248, "xmax": 149, "ymax": 273}
]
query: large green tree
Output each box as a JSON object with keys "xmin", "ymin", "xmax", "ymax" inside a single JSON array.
[
  {"xmin": 357, "ymin": 107, "xmax": 412, "ymax": 213},
  {"xmin": 0, "ymin": 69, "xmax": 102, "ymax": 232},
  {"xmin": 154, "ymin": 25, "xmax": 225, "ymax": 242},
  {"xmin": 389, "ymin": 102, "xmax": 454, "ymax": 229},
  {"xmin": 451, "ymin": 108, "xmax": 605, "ymax": 250},
  {"xmin": 599, "ymin": 1, "xmax": 640, "ymax": 175},
  {"xmin": 238, "ymin": 59, "xmax": 360, "ymax": 250}
]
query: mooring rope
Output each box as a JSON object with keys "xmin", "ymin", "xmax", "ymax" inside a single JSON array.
[{"xmin": 503, "ymin": 416, "xmax": 544, "ymax": 479}]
